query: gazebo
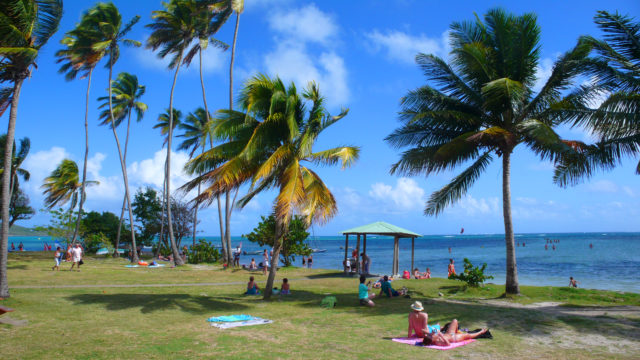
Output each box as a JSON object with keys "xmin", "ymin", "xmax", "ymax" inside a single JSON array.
[{"xmin": 341, "ymin": 221, "xmax": 421, "ymax": 277}]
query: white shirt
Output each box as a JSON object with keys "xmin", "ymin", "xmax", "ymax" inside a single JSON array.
[{"xmin": 71, "ymin": 247, "xmax": 83, "ymax": 262}]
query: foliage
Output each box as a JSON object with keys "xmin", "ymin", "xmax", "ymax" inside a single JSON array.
[
  {"xmin": 0, "ymin": 134, "xmax": 31, "ymax": 193},
  {"xmin": 41, "ymin": 159, "xmax": 97, "ymax": 210},
  {"xmin": 132, "ymin": 187, "xmax": 162, "ymax": 245},
  {"xmin": 83, "ymin": 232, "xmax": 113, "ymax": 254},
  {"xmin": 165, "ymin": 196, "xmax": 198, "ymax": 247},
  {"xmin": 8, "ymin": 187, "xmax": 34, "ymax": 227},
  {"xmin": 81, "ymin": 211, "xmax": 131, "ymax": 245},
  {"xmin": 244, "ymin": 214, "xmax": 312, "ymax": 267},
  {"xmin": 35, "ymin": 208, "xmax": 78, "ymax": 244},
  {"xmin": 186, "ymin": 239, "xmax": 221, "ymax": 264},
  {"xmin": 448, "ymin": 258, "xmax": 494, "ymax": 287}
]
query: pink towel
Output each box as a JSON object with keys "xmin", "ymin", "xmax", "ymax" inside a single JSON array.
[{"xmin": 391, "ymin": 337, "xmax": 475, "ymax": 350}]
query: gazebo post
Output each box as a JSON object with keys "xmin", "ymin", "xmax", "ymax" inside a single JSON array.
[
  {"xmin": 356, "ymin": 234, "xmax": 361, "ymax": 274},
  {"xmin": 343, "ymin": 234, "xmax": 349, "ymax": 274},
  {"xmin": 393, "ymin": 236, "xmax": 399, "ymax": 276},
  {"xmin": 411, "ymin": 237, "xmax": 415, "ymax": 273},
  {"xmin": 363, "ymin": 234, "xmax": 367, "ymax": 274}
]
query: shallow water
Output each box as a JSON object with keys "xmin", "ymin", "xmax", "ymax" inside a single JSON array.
[{"xmin": 10, "ymin": 232, "xmax": 640, "ymax": 293}]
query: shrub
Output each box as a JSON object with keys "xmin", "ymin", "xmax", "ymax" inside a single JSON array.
[
  {"xmin": 448, "ymin": 258, "xmax": 494, "ymax": 287},
  {"xmin": 83, "ymin": 232, "xmax": 112, "ymax": 253},
  {"xmin": 186, "ymin": 239, "xmax": 221, "ymax": 264}
]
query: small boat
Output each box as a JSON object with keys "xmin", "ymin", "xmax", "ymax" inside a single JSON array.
[
  {"xmin": 96, "ymin": 248, "xmax": 109, "ymax": 255},
  {"xmin": 311, "ymin": 248, "xmax": 327, "ymax": 253},
  {"xmin": 243, "ymin": 250, "xmax": 262, "ymax": 255}
]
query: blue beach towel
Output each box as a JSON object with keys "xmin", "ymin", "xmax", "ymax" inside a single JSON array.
[{"xmin": 207, "ymin": 314, "xmax": 256, "ymax": 322}]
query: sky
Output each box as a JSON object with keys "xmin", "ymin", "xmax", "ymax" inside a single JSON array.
[{"xmin": 4, "ymin": 0, "xmax": 640, "ymax": 237}]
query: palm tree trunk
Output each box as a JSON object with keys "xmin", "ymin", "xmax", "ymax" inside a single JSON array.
[
  {"xmin": 224, "ymin": 191, "xmax": 232, "ymax": 264},
  {"xmin": 0, "ymin": 78, "xmax": 24, "ymax": 299},
  {"xmin": 502, "ymin": 151, "xmax": 519, "ymax": 295},
  {"xmin": 114, "ymin": 109, "xmax": 132, "ymax": 257},
  {"xmin": 107, "ymin": 57, "xmax": 139, "ymax": 263},
  {"xmin": 166, "ymin": 47, "xmax": 185, "ymax": 266},
  {"xmin": 70, "ymin": 68, "xmax": 94, "ymax": 246},
  {"xmin": 193, "ymin": 48, "xmax": 211, "ymax": 247},
  {"xmin": 217, "ymin": 196, "xmax": 226, "ymax": 259},
  {"xmin": 263, "ymin": 218, "xmax": 284, "ymax": 300},
  {"xmin": 158, "ymin": 160, "xmax": 167, "ymax": 255}
]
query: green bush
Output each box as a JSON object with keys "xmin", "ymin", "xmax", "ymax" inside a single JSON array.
[
  {"xmin": 83, "ymin": 232, "xmax": 112, "ymax": 253},
  {"xmin": 449, "ymin": 258, "xmax": 494, "ymax": 287},
  {"xmin": 186, "ymin": 239, "xmax": 221, "ymax": 264}
]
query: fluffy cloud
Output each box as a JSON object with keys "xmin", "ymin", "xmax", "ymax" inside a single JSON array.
[
  {"xmin": 366, "ymin": 29, "xmax": 449, "ymax": 64},
  {"xmin": 134, "ymin": 38, "xmax": 227, "ymax": 74},
  {"xmin": 264, "ymin": 4, "xmax": 349, "ymax": 107},
  {"xmin": 368, "ymin": 178, "xmax": 425, "ymax": 212},
  {"xmin": 533, "ymin": 57, "xmax": 555, "ymax": 93},
  {"xmin": 587, "ymin": 180, "xmax": 618, "ymax": 193},
  {"xmin": 84, "ymin": 152, "xmax": 122, "ymax": 201},
  {"xmin": 22, "ymin": 146, "xmax": 71, "ymax": 199},
  {"xmin": 448, "ymin": 195, "xmax": 499, "ymax": 216},
  {"xmin": 127, "ymin": 149, "xmax": 191, "ymax": 193}
]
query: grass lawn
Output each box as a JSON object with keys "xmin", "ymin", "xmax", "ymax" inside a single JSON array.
[{"xmin": 2, "ymin": 252, "xmax": 639, "ymax": 359}]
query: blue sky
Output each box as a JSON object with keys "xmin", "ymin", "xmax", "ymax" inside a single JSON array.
[{"xmin": 6, "ymin": 0, "xmax": 640, "ymax": 236}]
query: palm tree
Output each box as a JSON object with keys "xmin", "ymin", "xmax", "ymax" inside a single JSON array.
[
  {"xmin": 97, "ymin": 72, "xmax": 147, "ymax": 257},
  {"xmin": 77, "ymin": 2, "xmax": 141, "ymax": 262},
  {"xmin": 147, "ymin": 0, "xmax": 200, "ymax": 266},
  {"xmin": 177, "ymin": 108, "xmax": 212, "ymax": 246},
  {"xmin": 55, "ymin": 3, "xmax": 111, "ymax": 248},
  {"xmin": 42, "ymin": 159, "xmax": 98, "ymax": 212},
  {"xmin": 0, "ymin": 135, "xmax": 30, "ymax": 198},
  {"xmin": 385, "ymin": 9, "xmax": 591, "ymax": 295},
  {"xmin": 182, "ymin": 74, "xmax": 359, "ymax": 299},
  {"xmin": 553, "ymin": 11, "xmax": 640, "ymax": 186},
  {"xmin": 0, "ymin": 0, "xmax": 63, "ymax": 299}
]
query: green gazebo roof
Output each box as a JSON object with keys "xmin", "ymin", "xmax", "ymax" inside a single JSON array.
[{"xmin": 341, "ymin": 221, "xmax": 420, "ymax": 238}]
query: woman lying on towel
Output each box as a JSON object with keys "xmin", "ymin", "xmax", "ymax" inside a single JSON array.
[{"xmin": 422, "ymin": 319, "xmax": 487, "ymax": 346}]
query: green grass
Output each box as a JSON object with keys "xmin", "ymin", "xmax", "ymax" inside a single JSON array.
[{"xmin": 2, "ymin": 252, "xmax": 639, "ymax": 359}]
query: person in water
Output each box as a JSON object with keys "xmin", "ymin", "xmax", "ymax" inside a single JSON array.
[
  {"xmin": 358, "ymin": 274, "xmax": 375, "ymax": 307},
  {"xmin": 423, "ymin": 319, "xmax": 488, "ymax": 346},
  {"xmin": 246, "ymin": 276, "xmax": 260, "ymax": 295},
  {"xmin": 407, "ymin": 301, "xmax": 430, "ymax": 338},
  {"xmin": 307, "ymin": 254, "xmax": 313, "ymax": 268},
  {"xmin": 448, "ymin": 259, "xmax": 456, "ymax": 277},
  {"xmin": 569, "ymin": 277, "xmax": 579, "ymax": 288}
]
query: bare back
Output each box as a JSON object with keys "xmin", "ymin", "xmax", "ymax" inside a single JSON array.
[{"xmin": 408, "ymin": 311, "xmax": 429, "ymax": 337}]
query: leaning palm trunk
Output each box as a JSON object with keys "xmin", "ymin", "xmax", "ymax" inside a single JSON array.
[
  {"xmin": 502, "ymin": 151, "xmax": 519, "ymax": 294},
  {"xmin": 157, "ymin": 160, "xmax": 167, "ymax": 256},
  {"xmin": 263, "ymin": 219, "xmax": 284, "ymax": 300},
  {"xmin": 193, "ymin": 49, "xmax": 210, "ymax": 247},
  {"xmin": 166, "ymin": 48, "xmax": 185, "ymax": 266},
  {"xmin": 107, "ymin": 58, "xmax": 139, "ymax": 263},
  {"xmin": 217, "ymin": 196, "xmax": 226, "ymax": 259},
  {"xmin": 0, "ymin": 78, "xmax": 24, "ymax": 299},
  {"xmin": 114, "ymin": 108, "xmax": 133, "ymax": 257},
  {"xmin": 70, "ymin": 69, "xmax": 94, "ymax": 246}
]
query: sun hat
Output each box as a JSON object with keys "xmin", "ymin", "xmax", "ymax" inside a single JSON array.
[{"xmin": 410, "ymin": 301, "xmax": 423, "ymax": 311}]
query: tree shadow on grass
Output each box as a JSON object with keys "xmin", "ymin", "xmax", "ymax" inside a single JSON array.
[
  {"xmin": 66, "ymin": 293, "xmax": 249, "ymax": 314},
  {"xmin": 7, "ymin": 264, "xmax": 28, "ymax": 270}
]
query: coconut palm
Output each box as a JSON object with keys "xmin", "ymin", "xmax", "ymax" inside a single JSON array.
[
  {"xmin": 97, "ymin": 72, "xmax": 147, "ymax": 257},
  {"xmin": 385, "ymin": 9, "xmax": 592, "ymax": 294},
  {"xmin": 0, "ymin": 0, "xmax": 63, "ymax": 299},
  {"xmin": 42, "ymin": 159, "xmax": 98, "ymax": 212},
  {"xmin": 553, "ymin": 11, "xmax": 640, "ymax": 186},
  {"xmin": 182, "ymin": 74, "xmax": 359, "ymax": 299},
  {"xmin": 0, "ymin": 135, "xmax": 30, "ymax": 198},
  {"xmin": 177, "ymin": 108, "xmax": 213, "ymax": 246},
  {"xmin": 147, "ymin": 0, "xmax": 201, "ymax": 266}
]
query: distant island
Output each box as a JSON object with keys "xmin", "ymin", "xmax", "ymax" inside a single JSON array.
[{"xmin": 8, "ymin": 225, "xmax": 48, "ymax": 237}]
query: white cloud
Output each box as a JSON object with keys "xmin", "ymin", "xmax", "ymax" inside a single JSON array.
[
  {"xmin": 128, "ymin": 149, "xmax": 191, "ymax": 193},
  {"xmin": 366, "ymin": 29, "xmax": 448, "ymax": 64},
  {"xmin": 622, "ymin": 186, "xmax": 636, "ymax": 197},
  {"xmin": 368, "ymin": 178, "xmax": 425, "ymax": 211},
  {"xmin": 263, "ymin": 4, "xmax": 348, "ymax": 107},
  {"xmin": 269, "ymin": 4, "xmax": 336, "ymax": 44},
  {"xmin": 134, "ymin": 39, "xmax": 227, "ymax": 74},
  {"xmin": 22, "ymin": 146, "xmax": 71, "ymax": 198},
  {"xmin": 448, "ymin": 195, "xmax": 499, "ymax": 216},
  {"xmin": 588, "ymin": 180, "xmax": 618, "ymax": 193},
  {"xmin": 533, "ymin": 57, "xmax": 554, "ymax": 93}
]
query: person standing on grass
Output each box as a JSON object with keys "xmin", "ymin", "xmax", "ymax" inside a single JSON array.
[
  {"xmin": 69, "ymin": 243, "xmax": 83, "ymax": 271},
  {"xmin": 52, "ymin": 247, "xmax": 62, "ymax": 271},
  {"xmin": 358, "ymin": 274, "xmax": 375, "ymax": 307},
  {"xmin": 262, "ymin": 250, "xmax": 269, "ymax": 275},
  {"xmin": 408, "ymin": 301, "xmax": 430, "ymax": 338}
]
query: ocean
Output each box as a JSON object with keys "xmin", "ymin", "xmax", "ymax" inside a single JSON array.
[{"xmin": 9, "ymin": 232, "xmax": 640, "ymax": 293}]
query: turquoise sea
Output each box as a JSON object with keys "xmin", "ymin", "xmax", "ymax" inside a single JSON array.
[{"xmin": 9, "ymin": 232, "xmax": 640, "ymax": 293}]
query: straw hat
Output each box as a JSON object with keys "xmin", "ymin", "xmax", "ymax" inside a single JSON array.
[{"xmin": 410, "ymin": 301, "xmax": 424, "ymax": 311}]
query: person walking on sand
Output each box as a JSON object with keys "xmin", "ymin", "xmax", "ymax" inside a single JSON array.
[
  {"xmin": 448, "ymin": 259, "xmax": 456, "ymax": 277},
  {"xmin": 52, "ymin": 247, "xmax": 62, "ymax": 271},
  {"xmin": 262, "ymin": 250, "xmax": 269, "ymax": 275},
  {"xmin": 408, "ymin": 301, "xmax": 430, "ymax": 338},
  {"xmin": 69, "ymin": 243, "xmax": 83, "ymax": 271}
]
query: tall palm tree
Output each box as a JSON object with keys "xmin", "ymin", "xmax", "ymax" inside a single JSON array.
[
  {"xmin": 78, "ymin": 2, "xmax": 141, "ymax": 262},
  {"xmin": 178, "ymin": 108, "xmax": 212, "ymax": 246},
  {"xmin": 97, "ymin": 72, "xmax": 147, "ymax": 257},
  {"xmin": 56, "ymin": 4, "xmax": 111, "ymax": 248},
  {"xmin": 42, "ymin": 159, "xmax": 98, "ymax": 212},
  {"xmin": 385, "ymin": 9, "xmax": 591, "ymax": 295},
  {"xmin": 553, "ymin": 11, "xmax": 640, "ymax": 186},
  {"xmin": 0, "ymin": 0, "xmax": 63, "ymax": 299},
  {"xmin": 0, "ymin": 135, "xmax": 30, "ymax": 198},
  {"xmin": 147, "ymin": 0, "xmax": 200, "ymax": 266},
  {"xmin": 182, "ymin": 74, "xmax": 360, "ymax": 299}
]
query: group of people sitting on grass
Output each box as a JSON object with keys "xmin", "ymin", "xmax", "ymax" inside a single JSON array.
[
  {"xmin": 358, "ymin": 275, "xmax": 408, "ymax": 307},
  {"xmin": 244, "ymin": 276, "xmax": 290, "ymax": 295}
]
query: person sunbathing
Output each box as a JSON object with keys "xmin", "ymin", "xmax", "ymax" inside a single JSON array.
[
  {"xmin": 422, "ymin": 319, "xmax": 487, "ymax": 346},
  {"xmin": 423, "ymin": 268, "xmax": 431, "ymax": 279},
  {"xmin": 407, "ymin": 301, "xmax": 429, "ymax": 337},
  {"xmin": 413, "ymin": 268, "xmax": 423, "ymax": 279}
]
